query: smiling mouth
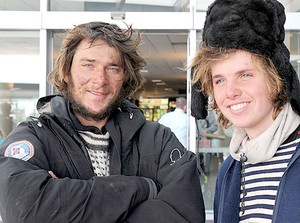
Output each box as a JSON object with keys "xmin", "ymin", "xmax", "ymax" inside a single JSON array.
[
  {"xmin": 230, "ymin": 102, "xmax": 248, "ymax": 111},
  {"xmin": 89, "ymin": 90, "xmax": 108, "ymax": 96}
]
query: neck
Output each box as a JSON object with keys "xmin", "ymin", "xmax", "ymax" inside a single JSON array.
[
  {"xmin": 244, "ymin": 108, "xmax": 276, "ymax": 139},
  {"xmin": 75, "ymin": 113, "xmax": 108, "ymax": 129}
]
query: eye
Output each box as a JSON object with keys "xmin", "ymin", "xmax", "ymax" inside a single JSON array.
[
  {"xmin": 107, "ymin": 65, "xmax": 122, "ymax": 74},
  {"xmin": 108, "ymin": 66, "xmax": 119, "ymax": 71},
  {"xmin": 83, "ymin": 63, "xmax": 93, "ymax": 69},
  {"xmin": 214, "ymin": 78, "xmax": 225, "ymax": 85},
  {"xmin": 241, "ymin": 73, "xmax": 252, "ymax": 79}
]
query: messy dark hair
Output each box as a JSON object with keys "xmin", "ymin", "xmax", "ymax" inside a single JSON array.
[{"xmin": 48, "ymin": 21, "xmax": 146, "ymax": 98}]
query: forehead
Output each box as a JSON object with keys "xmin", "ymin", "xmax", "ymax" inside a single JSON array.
[
  {"xmin": 222, "ymin": 50, "xmax": 252, "ymax": 63},
  {"xmin": 211, "ymin": 51, "xmax": 254, "ymax": 72},
  {"xmin": 74, "ymin": 39, "xmax": 122, "ymax": 61},
  {"xmin": 76, "ymin": 39, "xmax": 118, "ymax": 53}
]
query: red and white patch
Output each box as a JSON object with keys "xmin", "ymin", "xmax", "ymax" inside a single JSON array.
[{"xmin": 4, "ymin": 140, "xmax": 34, "ymax": 161}]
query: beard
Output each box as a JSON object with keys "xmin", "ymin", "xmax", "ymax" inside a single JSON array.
[{"xmin": 65, "ymin": 80, "xmax": 124, "ymax": 121}]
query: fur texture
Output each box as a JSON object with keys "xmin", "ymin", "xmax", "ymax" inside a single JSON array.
[{"xmin": 192, "ymin": 0, "xmax": 300, "ymax": 119}]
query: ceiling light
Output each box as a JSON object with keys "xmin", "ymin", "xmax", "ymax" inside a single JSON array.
[
  {"xmin": 151, "ymin": 79, "xmax": 162, "ymax": 83},
  {"xmin": 156, "ymin": 82, "xmax": 166, "ymax": 85}
]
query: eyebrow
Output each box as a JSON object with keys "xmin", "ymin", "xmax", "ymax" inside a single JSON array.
[
  {"xmin": 79, "ymin": 58, "xmax": 96, "ymax": 63},
  {"xmin": 212, "ymin": 68, "xmax": 253, "ymax": 79},
  {"xmin": 212, "ymin": 73, "xmax": 223, "ymax": 79},
  {"xmin": 78, "ymin": 58, "xmax": 122, "ymax": 66}
]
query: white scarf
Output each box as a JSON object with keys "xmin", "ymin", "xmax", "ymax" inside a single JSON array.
[{"xmin": 230, "ymin": 103, "xmax": 300, "ymax": 164}]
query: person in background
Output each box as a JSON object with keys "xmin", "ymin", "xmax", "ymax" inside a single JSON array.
[
  {"xmin": 0, "ymin": 22, "xmax": 205, "ymax": 223},
  {"xmin": 196, "ymin": 109, "xmax": 218, "ymax": 138},
  {"xmin": 190, "ymin": 0, "xmax": 300, "ymax": 222},
  {"xmin": 196, "ymin": 109, "xmax": 218, "ymax": 174},
  {"xmin": 158, "ymin": 97, "xmax": 187, "ymax": 147},
  {"xmin": 0, "ymin": 103, "xmax": 13, "ymax": 137}
]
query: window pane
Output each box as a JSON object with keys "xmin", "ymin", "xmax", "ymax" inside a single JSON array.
[
  {"xmin": 0, "ymin": 0, "xmax": 39, "ymax": 11},
  {"xmin": 50, "ymin": 0, "xmax": 189, "ymax": 12},
  {"xmin": 286, "ymin": 31, "xmax": 300, "ymax": 80},
  {"xmin": 0, "ymin": 31, "xmax": 39, "ymax": 137}
]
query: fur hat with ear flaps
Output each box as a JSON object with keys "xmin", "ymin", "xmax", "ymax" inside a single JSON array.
[{"xmin": 191, "ymin": 0, "xmax": 300, "ymax": 120}]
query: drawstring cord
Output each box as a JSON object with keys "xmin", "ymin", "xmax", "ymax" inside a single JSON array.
[
  {"xmin": 117, "ymin": 106, "xmax": 134, "ymax": 120},
  {"xmin": 240, "ymin": 152, "xmax": 248, "ymax": 215}
]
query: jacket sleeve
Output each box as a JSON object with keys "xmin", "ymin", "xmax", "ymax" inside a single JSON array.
[
  {"xmin": 125, "ymin": 123, "xmax": 206, "ymax": 223},
  {"xmin": 0, "ymin": 122, "xmax": 152, "ymax": 223}
]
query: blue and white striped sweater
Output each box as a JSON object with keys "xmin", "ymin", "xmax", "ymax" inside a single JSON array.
[
  {"xmin": 214, "ymin": 125, "xmax": 300, "ymax": 223},
  {"xmin": 239, "ymin": 139, "xmax": 299, "ymax": 222}
]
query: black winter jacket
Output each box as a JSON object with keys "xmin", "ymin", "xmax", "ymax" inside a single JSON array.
[{"xmin": 0, "ymin": 95, "xmax": 205, "ymax": 223}]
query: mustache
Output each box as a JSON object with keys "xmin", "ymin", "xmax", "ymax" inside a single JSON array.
[{"xmin": 66, "ymin": 83, "xmax": 126, "ymax": 121}]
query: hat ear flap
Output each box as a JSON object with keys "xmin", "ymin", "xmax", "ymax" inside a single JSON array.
[
  {"xmin": 191, "ymin": 81, "xmax": 208, "ymax": 120},
  {"xmin": 271, "ymin": 44, "xmax": 300, "ymax": 116}
]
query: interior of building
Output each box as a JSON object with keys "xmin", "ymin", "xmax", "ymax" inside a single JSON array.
[{"xmin": 1, "ymin": 0, "xmax": 300, "ymax": 221}]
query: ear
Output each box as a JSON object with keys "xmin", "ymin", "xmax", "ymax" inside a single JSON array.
[{"xmin": 64, "ymin": 75, "xmax": 69, "ymax": 83}]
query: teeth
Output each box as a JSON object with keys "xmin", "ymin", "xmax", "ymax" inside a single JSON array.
[
  {"xmin": 91, "ymin": 91, "xmax": 104, "ymax": 96},
  {"xmin": 230, "ymin": 103, "xmax": 247, "ymax": 111}
]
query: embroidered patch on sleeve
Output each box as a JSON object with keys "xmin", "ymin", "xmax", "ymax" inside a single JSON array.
[{"xmin": 4, "ymin": 140, "xmax": 34, "ymax": 161}]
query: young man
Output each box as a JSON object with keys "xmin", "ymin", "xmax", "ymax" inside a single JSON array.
[
  {"xmin": 191, "ymin": 0, "xmax": 300, "ymax": 222},
  {"xmin": 0, "ymin": 22, "xmax": 205, "ymax": 223}
]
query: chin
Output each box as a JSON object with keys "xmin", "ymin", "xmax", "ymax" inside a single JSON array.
[
  {"xmin": 232, "ymin": 122, "xmax": 249, "ymax": 129},
  {"xmin": 89, "ymin": 107, "xmax": 105, "ymax": 113}
]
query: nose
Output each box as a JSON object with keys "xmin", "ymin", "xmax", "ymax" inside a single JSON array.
[
  {"xmin": 92, "ymin": 68, "xmax": 108, "ymax": 85},
  {"xmin": 226, "ymin": 80, "xmax": 241, "ymax": 99}
]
